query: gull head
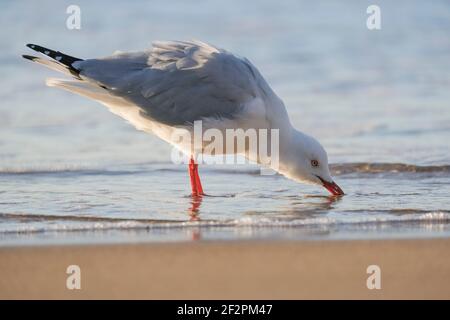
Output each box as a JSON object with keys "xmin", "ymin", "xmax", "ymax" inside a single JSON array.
[{"xmin": 279, "ymin": 130, "xmax": 344, "ymax": 196}]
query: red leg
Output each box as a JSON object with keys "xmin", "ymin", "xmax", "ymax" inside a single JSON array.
[
  {"xmin": 188, "ymin": 194, "xmax": 203, "ymax": 221},
  {"xmin": 188, "ymin": 158, "xmax": 197, "ymax": 195},
  {"xmin": 188, "ymin": 157, "xmax": 204, "ymax": 196},
  {"xmin": 193, "ymin": 162, "xmax": 204, "ymax": 196}
]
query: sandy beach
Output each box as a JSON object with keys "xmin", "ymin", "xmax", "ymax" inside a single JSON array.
[{"xmin": 1, "ymin": 238, "xmax": 449, "ymax": 299}]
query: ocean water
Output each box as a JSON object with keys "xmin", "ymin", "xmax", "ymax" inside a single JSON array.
[{"xmin": 0, "ymin": 0, "xmax": 449, "ymax": 245}]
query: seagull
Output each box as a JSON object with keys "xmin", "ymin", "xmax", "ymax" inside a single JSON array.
[{"xmin": 22, "ymin": 40, "xmax": 344, "ymax": 196}]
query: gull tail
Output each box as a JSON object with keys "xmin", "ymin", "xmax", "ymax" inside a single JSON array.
[
  {"xmin": 23, "ymin": 43, "xmax": 97, "ymax": 97},
  {"xmin": 22, "ymin": 43, "xmax": 83, "ymax": 78},
  {"xmin": 23, "ymin": 43, "xmax": 130, "ymax": 108}
]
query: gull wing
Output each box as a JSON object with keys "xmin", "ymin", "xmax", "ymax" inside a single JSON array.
[{"xmin": 76, "ymin": 40, "xmax": 275, "ymax": 126}]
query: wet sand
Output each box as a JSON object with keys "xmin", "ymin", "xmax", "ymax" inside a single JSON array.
[{"xmin": 0, "ymin": 239, "xmax": 449, "ymax": 299}]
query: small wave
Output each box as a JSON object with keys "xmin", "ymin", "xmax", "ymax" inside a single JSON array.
[
  {"xmin": 330, "ymin": 163, "xmax": 450, "ymax": 175},
  {"xmin": 0, "ymin": 162, "xmax": 449, "ymax": 177},
  {"xmin": 0, "ymin": 166, "xmax": 125, "ymax": 175},
  {"xmin": 0, "ymin": 164, "xmax": 177, "ymax": 176},
  {"xmin": 234, "ymin": 211, "xmax": 450, "ymax": 227},
  {"xmin": 0, "ymin": 167, "xmax": 148, "ymax": 176},
  {"xmin": 0, "ymin": 212, "xmax": 178, "ymax": 223},
  {"xmin": 0, "ymin": 211, "xmax": 449, "ymax": 234}
]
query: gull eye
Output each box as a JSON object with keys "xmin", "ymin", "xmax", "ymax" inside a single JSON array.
[{"xmin": 311, "ymin": 160, "xmax": 319, "ymax": 167}]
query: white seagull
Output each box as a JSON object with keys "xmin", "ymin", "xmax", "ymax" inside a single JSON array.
[{"xmin": 23, "ymin": 40, "xmax": 344, "ymax": 196}]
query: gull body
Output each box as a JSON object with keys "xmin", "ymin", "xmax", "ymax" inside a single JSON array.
[{"xmin": 23, "ymin": 40, "xmax": 344, "ymax": 196}]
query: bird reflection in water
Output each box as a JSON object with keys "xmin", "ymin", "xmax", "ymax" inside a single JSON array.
[
  {"xmin": 188, "ymin": 194, "xmax": 203, "ymax": 221},
  {"xmin": 187, "ymin": 194, "xmax": 204, "ymax": 241},
  {"xmin": 283, "ymin": 194, "xmax": 343, "ymax": 217}
]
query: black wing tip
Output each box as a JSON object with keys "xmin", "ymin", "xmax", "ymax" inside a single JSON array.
[
  {"xmin": 24, "ymin": 43, "xmax": 83, "ymax": 70},
  {"xmin": 22, "ymin": 54, "xmax": 37, "ymax": 61},
  {"xmin": 26, "ymin": 43, "xmax": 54, "ymax": 54},
  {"xmin": 26, "ymin": 44, "xmax": 42, "ymax": 51}
]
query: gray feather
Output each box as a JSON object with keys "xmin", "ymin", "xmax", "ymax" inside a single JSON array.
[{"xmin": 76, "ymin": 40, "xmax": 268, "ymax": 126}]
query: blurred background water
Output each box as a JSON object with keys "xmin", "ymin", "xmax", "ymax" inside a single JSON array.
[{"xmin": 0, "ymin": 0, "xmax": 449, "ymax": 245}]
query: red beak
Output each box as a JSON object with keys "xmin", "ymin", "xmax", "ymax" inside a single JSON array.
[{"xmin": 317, "ymin": 176, "xmax": 344, "ymax": 196}]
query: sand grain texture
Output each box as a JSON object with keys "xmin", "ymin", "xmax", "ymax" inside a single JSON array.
[{"xmin": 0, "ymin": 239, "xmax": 449, "ymax": 299}]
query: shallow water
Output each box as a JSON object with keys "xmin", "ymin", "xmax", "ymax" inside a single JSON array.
[{"xmin": 0, "ymin": 0, "xmax": 449, "ymax": 244}]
